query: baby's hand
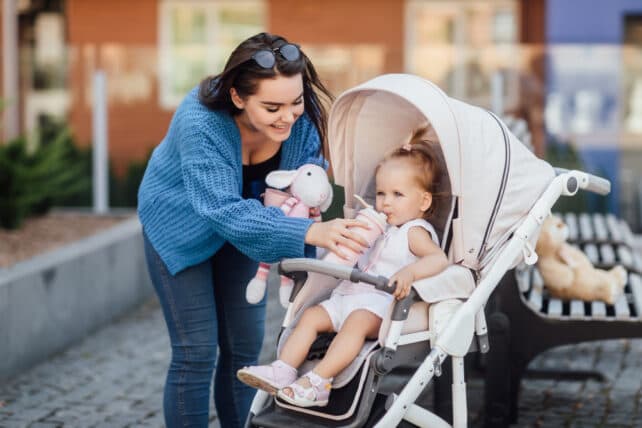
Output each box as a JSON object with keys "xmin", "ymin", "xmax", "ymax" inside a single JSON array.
[{"xmin": 389, "ymin": 268, "xmax": 415, "ymax": 300}]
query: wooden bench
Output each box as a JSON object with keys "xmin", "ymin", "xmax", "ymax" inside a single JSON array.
[{"xmin": 483, "ymin": 212, "xmax": 642, "ymax": 427}]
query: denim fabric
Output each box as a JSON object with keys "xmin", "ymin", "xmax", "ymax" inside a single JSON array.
[{"xmin": 144, "ymin": 233, "xmax": 266, "ymax": 428}]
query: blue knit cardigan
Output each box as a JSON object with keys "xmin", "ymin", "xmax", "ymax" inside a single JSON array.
[{"xmin": 138, "ymin": 88, "xmax": 325, "ymax": 275}]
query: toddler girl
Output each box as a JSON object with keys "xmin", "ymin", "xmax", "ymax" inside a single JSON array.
[{"xmin": 237, "ymin": 133, "xmax": 448, "ymax": 407}]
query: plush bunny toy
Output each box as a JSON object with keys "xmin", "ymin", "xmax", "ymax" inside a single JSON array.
[{"xmin": 246, "ymin": 164, "xmax": 333, "ymax": 307}]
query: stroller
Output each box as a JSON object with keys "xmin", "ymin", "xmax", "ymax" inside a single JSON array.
[{"xmin": 245, "ymin": 74, "xmax": 611, "ymax": 428}]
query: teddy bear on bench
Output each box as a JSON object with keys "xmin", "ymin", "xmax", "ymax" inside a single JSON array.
[{"xmin": 535, "ymin": 215, "xmax": 627, "ymax": 304}]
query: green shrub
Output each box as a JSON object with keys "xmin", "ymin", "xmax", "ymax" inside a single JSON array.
[
  {"xmin": 110, "ymin": 150, "xmax": 151, "ymax": 208},
  {"xmin": 0, "ymin": 128, "xmax": 90, "ymax": 229}
]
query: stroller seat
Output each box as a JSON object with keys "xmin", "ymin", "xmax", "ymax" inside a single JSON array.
[{"xmin": 251, "ymin": 265, "xmax": 478, "ymax": 427}]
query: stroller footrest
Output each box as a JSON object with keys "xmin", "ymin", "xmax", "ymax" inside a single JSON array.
[{"xmin": 251, "ymin": 404, "xmax": 336, "ymax": 428}]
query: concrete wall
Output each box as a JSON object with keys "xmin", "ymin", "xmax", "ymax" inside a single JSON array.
[{"xmin": 0, "ymin": 217, "xmax": 153, "ymax": 381}]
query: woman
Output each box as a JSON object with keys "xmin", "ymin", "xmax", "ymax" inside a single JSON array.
[{"xmin": 138, "ymin": 32, "xmax": 368, "ymax": 427}]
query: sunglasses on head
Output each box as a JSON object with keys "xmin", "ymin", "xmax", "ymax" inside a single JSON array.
[{"xmin": 251, "ymin": 43, "xmax": 301, "ymax": 69}]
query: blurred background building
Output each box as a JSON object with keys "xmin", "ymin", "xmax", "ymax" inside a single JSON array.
[{"xmin": 1, "ymin": 0, "xmax": 641, "ymax": 228}]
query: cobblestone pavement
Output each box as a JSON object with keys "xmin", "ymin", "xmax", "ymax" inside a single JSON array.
[{"xmin": 1, "ymin": 281, "xmax": 641, "ymax": 427}]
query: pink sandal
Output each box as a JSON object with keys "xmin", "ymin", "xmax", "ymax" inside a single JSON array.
[
  {"xmin": 277, "ymin": 371, "xmax": 333, "ymax": 408},
  {"xmin": 237, "ymin": 360, "xmax": 297, "ymax": 394}
]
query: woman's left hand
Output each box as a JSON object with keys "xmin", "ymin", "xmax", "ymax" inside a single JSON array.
[{"xmin": 305, "ymin": 218, "xmax": 369, "ymax": 260}]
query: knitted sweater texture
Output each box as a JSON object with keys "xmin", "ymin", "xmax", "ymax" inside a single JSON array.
[{"xmin": 138, "ymin": 88, "xmax": 324, "ymax": 275}]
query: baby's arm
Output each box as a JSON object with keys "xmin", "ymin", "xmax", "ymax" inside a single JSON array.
[{"xmin": 389, "ymin": 226, "xmax": 449, "ymax": 300}]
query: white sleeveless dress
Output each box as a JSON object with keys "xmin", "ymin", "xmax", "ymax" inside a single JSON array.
[{"xmin": 320, "ymin": 219, "xmax": 439, "ymax": 331}]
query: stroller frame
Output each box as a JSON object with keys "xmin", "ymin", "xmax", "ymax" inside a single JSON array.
[{"xmin": 247, "ymin": 170, "xmax": 610, "ymax": 428}]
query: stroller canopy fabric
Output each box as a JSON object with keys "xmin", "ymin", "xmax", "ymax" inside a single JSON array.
[{"xmin": 328, "ymin": 74, "xmax": 555, "ymax": 271}]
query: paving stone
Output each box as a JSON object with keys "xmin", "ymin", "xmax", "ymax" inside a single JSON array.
[
  {"xmin": 567, "ymin": 419, "xmax": 602, "ymax": 428},
  {"xmin": 28, "ymin": 423, "xmax": 63, "ymax": 428},
  {"xmin": 0, "ymin": 419, "xmax": 30, "ymax": 428}
]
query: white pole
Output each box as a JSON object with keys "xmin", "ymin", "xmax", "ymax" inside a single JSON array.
[
  {"xmin": 92, "ymin": 71, "xmax": 109, "ymax": 214},
  {"xmin": 2, "ymin": 0, "xmax": 20, "ymax": 141},
  {"xmin": 452, "ymin": 10, "xmax": 466, "ymax": 99},
  {"xmin": 491, "ymin": 71, "xmax": 504, "ymax": 116}
]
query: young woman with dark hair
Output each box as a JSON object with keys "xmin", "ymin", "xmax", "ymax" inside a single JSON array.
[{"xmin": 138, "ymin": 32, "xmax": 368, "ymax": 427}]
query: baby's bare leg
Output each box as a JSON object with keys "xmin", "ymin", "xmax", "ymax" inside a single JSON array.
[
  {"xmin": 313, "ymin": 310, "xmax": 382, "ymax": 379},
  {"xmin": 279, "ymin": 306, "xmax": 334, "ymax": 369}
]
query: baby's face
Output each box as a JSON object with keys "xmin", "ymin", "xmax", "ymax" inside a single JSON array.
[{"xmin": 375, "ymin": 159, "xmax": 432, "ymax": 226}]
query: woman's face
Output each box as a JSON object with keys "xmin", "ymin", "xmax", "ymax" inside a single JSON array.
[{"xmin": 231, "ymin": 73, "xmax": 305, "ymax": 143}]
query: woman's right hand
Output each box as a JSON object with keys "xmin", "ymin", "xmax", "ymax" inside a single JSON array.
[{"xmin": 305, "ymin": 219, "xmax": 370, "ymax": 260}]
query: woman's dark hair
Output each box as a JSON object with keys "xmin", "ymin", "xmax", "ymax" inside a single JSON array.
[{"xmin": 198, "ymin": 32, "xmax": 333, "ymax": 157}]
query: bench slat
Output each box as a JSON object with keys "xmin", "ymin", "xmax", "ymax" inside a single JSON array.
[
  {"xmin": 532, "ymin": 269, "xmax": 544, "ymax": 289},
  {"xmin": 613, "ymin": 293, "xmax": 631, "ymax": 319},
  {"xmin": 599, "ymin": 244, "xmax": 616, "ymax": 264},
  {"xmin": 579, "ymin": 213, "xmax": 594, "ymax": 241},
  {"xmin": 605, "ymin": 214, "xmax": 623, "ymax": 242},
  {"xmin": 592, "ymin": 213, "xmax": 608, "ymax": 241},
  {"xmin": 548, "ymin": 298, "xmax": 563, "ymax": 317},
  {"xmin": 617, "ymin": 245, "xmax": 633, "ymax": 267},
  {"xmin": 564, "ymin": 212, "xmax": 579, "ymax": 242},
  {"xmin": 633, "ymin": 251, "xmax": 642, "ymax": 271},
  {"xmin": 619, "ymin": 220, "xmax": 636, "ymax": 248},
  {"xmin": 629, "ymin": 273, "xmax": 642, "ymax": 318},
  {"xmin": 570, "ymin": 299, "xmax": 585, "ymax": 318},
  {"xmin": 583, "ymin": 244, "xmax": 599, "ymax": 264},
  {"xmin": 527, "ymin": 269, "xmax": 544, "ymax": 311},
  {"xmin": 591, "ymin": 301, "xmax": 607, "ymax": 318}
]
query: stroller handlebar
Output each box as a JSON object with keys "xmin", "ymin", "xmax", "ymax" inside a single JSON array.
[
  {"xmin": 349, "ymin": 270, "xmax": 392, "ymax": 292},
  {"xmin": 554, "ymin": 168, "xmax": 611, "ymax": 196},
  {"xmin": 585, "ymin": 174, "xmax": 611, "ymax": 195},
  {"xmin": 278, "ymin": 258, "xmax": 393, "ymax": 294}
]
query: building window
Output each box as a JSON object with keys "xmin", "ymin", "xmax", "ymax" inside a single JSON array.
[
  {"xmin": 302, "ymin": 44, "xmax": 386, "ymax": 96},
  {"xmin": 158, "ymin": 0, "xmax": 265, "ymax": 109},
  {"xmin": 405, "ymin": 0, "xmax": 518, "ymax": 108},
  {"xmin": 623, "ymin": 14, "xmax": 642, "ymax": 138}
]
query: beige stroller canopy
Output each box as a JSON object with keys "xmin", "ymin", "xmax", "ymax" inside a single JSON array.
[{"xmin": 328, "ymin": 74, "xmax": 555, "ymax": 272}]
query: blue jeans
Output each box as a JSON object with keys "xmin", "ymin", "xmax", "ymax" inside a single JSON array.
[{"xmin": 144, "ymin": 234, "xmax": 266, "ymax": 428}]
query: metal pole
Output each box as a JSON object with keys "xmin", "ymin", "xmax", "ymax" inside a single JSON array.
[
  {"xmin": 92, "ymin": 71, "xmax": 109, "ymax": 214},
  {"xmin": 491, "ymin": 71, "xmax": 504, "ymax": 116},
  {"xmin": 2, "ymin": 0, "xmax": 20, "ymax": 141}
]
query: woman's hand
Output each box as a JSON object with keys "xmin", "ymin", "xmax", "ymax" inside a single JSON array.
[
  {"xmin": 389, "ymin": 268, "xmax": 415, "ymax": 300},
  {"xmin": 305, "ymin": 219, "xmax": 370, "ymax": 260}
]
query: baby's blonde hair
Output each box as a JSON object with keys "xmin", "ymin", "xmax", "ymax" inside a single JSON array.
[{"xmin": 375, "ymin": 128, "xmax": 441, "ymax": 218}]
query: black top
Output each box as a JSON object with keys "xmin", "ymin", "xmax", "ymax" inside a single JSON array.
[{"xmin": 242, "ymin": 148, "xmax": 282, "ymax": 200}]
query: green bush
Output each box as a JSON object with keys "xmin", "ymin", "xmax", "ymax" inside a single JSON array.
[
  {"xmin": 110, "ymin": 151, "xmax": 151, "ymax": 208},
  {"xmin": 53, "ymin": 145, "xmax": 152, "ymax": 209},
  {"xmin": 0, "ymin": 128, "xmax": 90, "ymax": 229}
]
